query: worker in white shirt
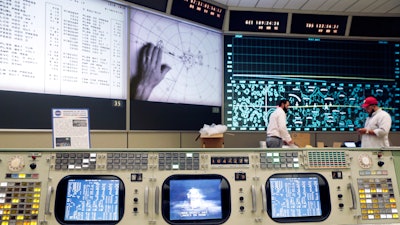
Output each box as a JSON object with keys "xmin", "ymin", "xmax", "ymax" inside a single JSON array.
[
  {"xmin": 266, "ymin": 100, "xmax": 294, "ymax": 148},
  {"xmin": 357, "ymin": 96, "xmax": 391, "ymax": 148}
]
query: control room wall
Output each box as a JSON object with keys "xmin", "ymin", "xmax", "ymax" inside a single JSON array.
[{"xmin": 1, "ymin": 131, "xmax": 399, "ymax": 148}]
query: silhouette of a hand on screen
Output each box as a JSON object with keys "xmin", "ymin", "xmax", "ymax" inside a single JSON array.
[{"xmin": 131, "ymin": 42, "xmax": 171, "ymax": 100}]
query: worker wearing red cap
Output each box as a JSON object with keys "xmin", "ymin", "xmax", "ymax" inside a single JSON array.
[{"xmin": 357, "ymin": 96, "xmax": 391, "ymax": 148}]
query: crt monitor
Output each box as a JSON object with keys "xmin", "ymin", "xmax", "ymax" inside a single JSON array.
[
  {"xmin": 55, "ymin": 175, "xmax": 125, "ymax": 225},
  {"xmin": 162, "ymin": 174, "xmax": 231, "ymax": 225},
  {"xmin": 266, "ymin": 173, "xmax": 331, "ymax": 223}
]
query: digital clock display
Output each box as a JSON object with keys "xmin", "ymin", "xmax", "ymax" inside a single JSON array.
[
  {"xmin": 350, "ymin": 16, "xmax": 400, "ymax": 37},
  {"xmin": 171, "ymin": 0, "xmax": 226, "ymax": 29},
  {"xmin": 291, "ymin": 14, "xmax": 347, "ymax": 35},
  {"xmin": 229, "ymin": 11, "xmax": 288, "ymax": 33}
]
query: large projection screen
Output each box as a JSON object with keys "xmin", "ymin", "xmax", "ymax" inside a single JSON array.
[
  {"xmin": 224, "ymin": 35, "xmax": 400, "ymax": 132},
  {"xmin": 129, "ymin": 8, "xmax": 223, "ymax": 130},
  {"xmin": 0, "ymin": 0, "xmax": 128, "ymax": 130}
]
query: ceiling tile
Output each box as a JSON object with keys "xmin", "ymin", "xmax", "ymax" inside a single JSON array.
[
  {"xmin": 346, "ymin": 0, "xmax": 376, "ymax": 13},
  {"xmin": 284, "ymin": 0, "xmax": 308, "ymax": 10},
  {"xmin": 301, "ymin": 0, "xmax": 329, "ymax": 11},
  {"xmin": 225, "ymin": 0, "xmax": 241, "ymax": 7},
  {"xmin": 315, "ymin": 0, "xmax": 340, "ymax": 11},
  {"xmin": 329, "ymin": 0, "xmax": 358, "ymax": 12},
  {"xmin": 273, "ymin": 0, "xmax": 290, "ymax": 9},
  {"xmin": 360, "ymin": 0, "xmax": 388, "ymax": 13},
  {"xmin": 256, "ymin": 0, "xmax": 279, "ymax": 8},
  {"xmin": 213, "ymin": 0, "xmax": 229, "ymax": 5},
  {"xmin": 238, "ymin": 0, "xmax": 259, "ymax": 8},
  {"xmin": 374, "ymin": 0, "xmax": 400, "ymax": 14},
  {"xmin": 388, "ymin": 5, "xmax": 400, "ymax": 13}
]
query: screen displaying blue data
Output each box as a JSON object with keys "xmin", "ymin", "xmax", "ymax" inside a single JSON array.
[
  {"xmin": 224, "ymin": 35, "xmax": 400, "ymax": 131},
  {"xmin": 270, "ymin": 177, "xmax": 322, "ymax": 218},
  {"xmin": 65, "ymin": 179, "xmax": 120, "ymax": 221}
]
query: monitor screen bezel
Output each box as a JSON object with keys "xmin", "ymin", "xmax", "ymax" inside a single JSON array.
[
  {"xmin": 161, "ymin": 174, "xmax": 231, "ymax": 225},
  {"xmin": 55, "ymin": 175, "xmax": 125, "ymax": 225},
  {"xmin": 265, "ymin": 173, "xmax": 331, "ymax": 223}
]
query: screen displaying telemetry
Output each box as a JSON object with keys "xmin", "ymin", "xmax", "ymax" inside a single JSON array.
[
  {"xmin": 224, "ymin": 35, "xmax": 400, "ymax": 131},
  {"xmin": 270, "ymin": 177, "xmax": 322, "ymax": 218},
  {"xmin": 65, "ymin": 179, "xmax": 120, "ymax": 221}
]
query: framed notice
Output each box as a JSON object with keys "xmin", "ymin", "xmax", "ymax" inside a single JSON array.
[{"xmin": 52, "ymin": 109, "xmax": 90, "ymax": 149}]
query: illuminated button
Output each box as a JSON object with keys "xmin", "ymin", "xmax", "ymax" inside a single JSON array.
[
  {"xmin": 361, "ymin": 209, "xmax": 368, "ymax": 213},
  {"xmin": 17, "ymin": 215, "xmax": 24, "ymax": 220},
  {"xmin": 393, "ymin": 214, "xmax": 399, "ymax": 218}
]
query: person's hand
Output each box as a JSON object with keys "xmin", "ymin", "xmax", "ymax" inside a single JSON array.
[
  {"xmin": 357, "ymin": 128, "xmax": 368, "ymax": 135},
  {"xmin": 285, "ymin": 140, "xmax": 295, "ymax": 145},
  {"xmin": 131, "ymin": 42, "xmax": 171, "ymax": 100}
]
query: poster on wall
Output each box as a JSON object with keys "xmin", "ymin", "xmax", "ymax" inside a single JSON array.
[{"xmin": 52, "ymin": 109, "xmax": 90, "ymax": 149}]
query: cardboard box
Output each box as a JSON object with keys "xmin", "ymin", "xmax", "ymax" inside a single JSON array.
[
  {"xmin": 291, "ymin": 132, "xmax": 310, "ymax": 148},
  {"xmin": 200, "ymin": 133, "xmax": 224, "ymax": 148}
]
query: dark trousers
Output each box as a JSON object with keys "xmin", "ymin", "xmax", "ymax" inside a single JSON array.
[{"xmin": 266, "ymin": 136, "xmax": 283, "ymax": 148}]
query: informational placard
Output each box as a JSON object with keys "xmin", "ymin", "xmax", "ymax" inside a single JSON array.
[{"xmin": 52, "ymin": 109, "xmax": 90, "ymax": 149}]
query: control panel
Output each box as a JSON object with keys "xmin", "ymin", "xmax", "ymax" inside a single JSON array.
[{"xmin": 0, "ymin": 148, "xmax": 399, "ymax": 225}]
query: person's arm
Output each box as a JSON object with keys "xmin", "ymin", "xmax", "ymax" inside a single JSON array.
[
  {"xmin": 373, "ymin": 113, "xmax": 392, "ymax": 137},
  {"xmin": 277, "ymin": 110, "xmax": 293, "ymax": 144}
]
